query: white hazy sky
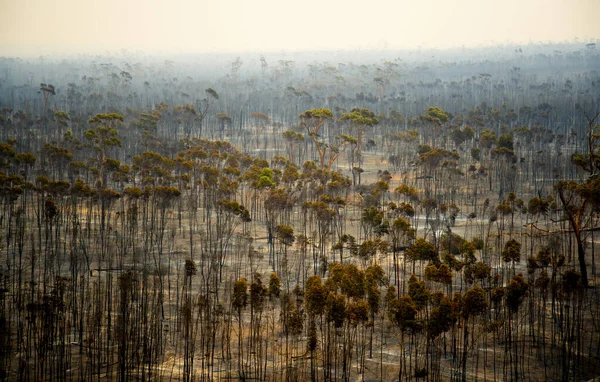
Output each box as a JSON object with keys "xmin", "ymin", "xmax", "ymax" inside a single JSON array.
[{"xmin": 1, "ymin": 0, "xmax": 599, "ymax": 56}]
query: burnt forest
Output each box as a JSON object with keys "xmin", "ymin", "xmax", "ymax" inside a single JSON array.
[{"xmin": 0, "ymin": 44, "xmax": 599, "ymax": 381}]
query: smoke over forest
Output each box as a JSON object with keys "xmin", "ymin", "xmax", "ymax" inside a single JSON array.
[{"xmin": 0, "ymin": 42, "xmax": 599, "ymax": 381}]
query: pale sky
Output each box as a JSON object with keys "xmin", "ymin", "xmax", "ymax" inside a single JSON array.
[{"xmin": 0, "ymin": 0, "xmax": 599, "ymax": 56}]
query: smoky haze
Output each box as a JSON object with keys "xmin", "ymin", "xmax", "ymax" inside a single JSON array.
[{"xmin": 0, "ymin": 0, "xmax": 599, "ymax": 57}]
